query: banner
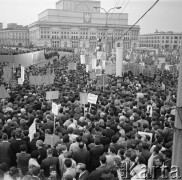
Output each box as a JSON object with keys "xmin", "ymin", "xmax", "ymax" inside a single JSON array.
[
  {"xmin": 0, "ymin": 85, "xmax": 10, "ymax": 99},
  {"xmin": 138, "ymin": 131, "xmax": 153, "ymax": 142},
  {"xmin": 80, "ymin": 93, "xmax": 88, "ymax": 104},
  {"xmin": 116, "ymin": 47, "xmax": 123, "ymax": 77},
  {"xmin": 46, "ymin": 91, "xmax": 59, "ymax": 100},
  {"xmin": 29, "ymin": 120, "xmax": 36, "ymax": 141},
  {"xmin": 87, "ymin": 93, "xmax": 98, "ymax": 104},
  {"xmin": 68, "ymin": 63, "xmax": 76, "ymax": 70}
]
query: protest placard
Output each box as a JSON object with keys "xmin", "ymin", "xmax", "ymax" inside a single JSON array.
[
  {"xmin": 80, "ymin": 93, "xmax": 88, "ymax": 104},
  {"xmin": 46, "ymin": 91, "xmax": 59, "ymax": 100},
  {"xmin": 0, "ymin": 85, "xmax": 10, "ymax": 99},
  {"xmin": 87, "ymin": 93, "xmax": 98, "ymax": 104},
  {"xmin": 21, "ymin": 66, "xmax": 25, "ymax": 82},
  {"xmin": 29, "ymin": 120, "xmax": 36, "ymax": 141},
  {"xmin": 44, "ymin": 134, "xmax": 60, "ymax": 146},
  {"xmin": 68, "ymin": 63, "xmax": 76, "ymax": 70},
  {"xmin": 18, "ymin": 78, "xmax": 24, "ymax": 85},
  {"xmin": 80, "ymin": 55, "xmax": 85, "ymax": 64},
  {"xmin": 90, "ymin": 72, "xmax": 96, "ymax": 80},
  {"xmin": 138, "ymin": 131, "xmax": 153, "ymax": 142},
  {"xmin": 52, "ymin": 102, "xmax": 60, "ymax": 115}
]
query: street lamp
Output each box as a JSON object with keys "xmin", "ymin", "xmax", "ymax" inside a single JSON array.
[
  {"xmin": 94, "ymin": 6, "xmax": 121, "ymax": 56},
  {"xmin": 94, "ymin": 6, "xmax": 121, "ymax": 26}
]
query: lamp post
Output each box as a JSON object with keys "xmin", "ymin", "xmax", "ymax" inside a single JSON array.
[{"xmin": 94, "ymin": 6, "xmax": 121, "ymax": 57}]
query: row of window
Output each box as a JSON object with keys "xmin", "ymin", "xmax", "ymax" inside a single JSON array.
[
  {"xmin": 141, "ymin": 36, "xmax": 181, "ymax": 40},
  {"xmin": 140, "ymin": 40, "xmax": 180, "ymax": 44}
]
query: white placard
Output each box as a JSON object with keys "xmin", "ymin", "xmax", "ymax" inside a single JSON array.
[
  {"xmin": 21, "ymin": 66, "xmax": 25, "ymax": 82},
  {"xmin": 87, "ymin": 93, "xmax": 98, "ymax": 104},
  {"xmin": 46, "ymin": 91, "xmax": 59, "ymax": 100},
  {"xmin": 18, "ymin": 78, "xmax": 24, "ymax": 85},
  {"xmin": 52, "ymin": 102, "xmax": 59, "ymax": 115},
  {"xmin": 29, "ymin": 120, "xmax": 36, "ymax": 141},
  {"xmin": 138, "ymin": 131, "xmax": 153, "ymax": 142},
  {"xmin": 86, "ymin": 65, "xmax": 89, "ymax": 73},
  {"xmin": 80, "ymin": 55, "xmax": 85, "ymax": 64}
]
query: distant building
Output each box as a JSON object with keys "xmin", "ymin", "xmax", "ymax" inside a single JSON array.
[
  {"xmin": 0, "ymin": 26, "xmax": 29, "ymax": 47},
  {"xmin": 139, "ymin": 31, "xmax": 182, "ymax": 50},
  {"xmin": 7, "ymin": 23, "xmax": 18, "ymax": 29},
  {"xmin": 29, "ymin": 0, "xmax": 140, "ymax": 50},
  {"xmin": 0, "ymin": 23, "xmax": 3, "ymax": 30}
]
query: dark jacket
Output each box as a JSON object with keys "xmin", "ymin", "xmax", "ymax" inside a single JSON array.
[
  {"xmin": 0, "ymin": 141, "xmax": 12, "ymax": 167},
  {"xmin": 41, "ymin": 156, "xmax": 59, "ymax": 177}
]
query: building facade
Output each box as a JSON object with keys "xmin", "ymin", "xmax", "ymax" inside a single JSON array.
[
  {"xmin": 139, "ymin": 31, "xmax": 182, "ymax": 50},
  {"xmin": 29, "ymin": 0, "xmax": 140, "ymax": 50},
  {"xmin": 0, "ymin": 27, "xmax": 29, "ymax": 47},
  {"xmin": 0, "ymin": 23, "xmax": 3, "ymax": 30}
]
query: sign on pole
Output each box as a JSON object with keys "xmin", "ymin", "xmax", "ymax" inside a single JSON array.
[
  {"xmin": 52, "ymin": 102, "xmax": 60, "ymax": 115},
  {"xmin": 80, "ymin": 93, "xmax": 88, "ymax": 104},
  {"xmin": 87, "ymin": 93, "xmax": 98, "ymax": 104},
  {"xmin": 46, "ymin": 91, "xmax": 59, "ymax": 100}
]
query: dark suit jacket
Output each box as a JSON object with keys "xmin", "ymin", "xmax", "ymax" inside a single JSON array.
[
  {"xmin": 28, "ymin": 138, "xmax": 37, "ymax": 153},
  {"xmin": 100, "ymin": 136, "xmax": 111, "ymax": 147},
  {"xmin": 90, "ymin": 145, "xmax": 103, "ymax": 170},
  {"xmin": 41, "ymin": 156, "xmax": 59, "ymax": 177},
  {"xmin": 72, "ymin": 149, "xmax": 90, "ymax": 167},
  {"xmin": 105, "ymin": 128, "xmax": 115, "ymax": 140},
  {"xmin": 0, "ymin": 141, "xmax": 11, "ymax": 167},
  {"xmin": 78, "ymin": 170, "xmax": 89, "ymax": 180},
  {"xmin": 37, "ymin": 148, "xmax": 47, "ymax": 165},
  {"xmin": 10, "ymin": 139, "xmax": 27, "ymax": 166}
]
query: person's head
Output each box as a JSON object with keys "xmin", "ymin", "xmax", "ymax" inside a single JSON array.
[
  {"xmin": 64, "ymin": 175, "xmax": 74, "ymax": 180},
  {"xmin": 15, "ymin": 132, "xmax": 21, "ymax": 139},
  {"xmin": 32, "ymin": 166, "xmax": 40, "ymax": 177},
  {"xmin": 47, "ymin": 148, "xmax": 53, "ymax": 156},
  {"xmin": 20, "ymin": 144, "xmax": 27, "ymax": 152},
  {"xmin": 94, "ymin": 138, "xmax": 100, "ymax": 146},
  {"xmin": 124, "ymin": 150, "xmax": 132, "ymax": 159},
  {"xmin": 9, "ymin": 167, "xmax": 19, "ymax": 177},
  {"xmin": 154, "ymin": 157, "xmax": 162, "ymax": 167},
  {"xmin": 64, "ymin": 158, "xmax": 72, "ymax": 168},
  {"xmin": 50, "ymin": 166, "xmax": 57, "ymax": 177},
  {"xmin": 76, "ymin": 136, "xmax": 82, "ymax": 143},
  {"xmin": 36, "ymin": 140, "xmax": 43, "ymax": 148},
  {"xmin": 136, "ymin": 156, "xmax": 146, "ymax": 165},
  {"xmin": 2, "ymin": 133, "xmax": 8, "ymax": 141},
  {"xmin": 79, "ymin": 142, "xmax": 84, "ymax": 149},
  {"xmin": 33, "ymin": 132, "xmax": 40, "ymax": 139},
  {"xmin": 31, "ymin": 150, "xmax": 39, "ymax": 159},
  {"xmin": 0, "ymin": 163, "xmax": 8, "ymax": 173},
  {"xmin": 99, "ymin": 155, "xmax": 106, "ymax": 165},
  {"xmin": 28, "ymin": 164, "xmax": 36, "ymax": 175},
  {"xmin": 76, "ymin": 163, "xmax": 86, "ymax": 174},
  {"xmin": 108, "ymin": 146, "xmax": 116, "ymax": 154}
]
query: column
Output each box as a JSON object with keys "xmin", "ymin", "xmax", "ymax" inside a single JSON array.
[{"xmin": 116, "ymin": 45, "xmax": 123, "ymax": 77}]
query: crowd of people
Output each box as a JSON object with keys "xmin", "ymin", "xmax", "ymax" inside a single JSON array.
[{"xmin": 0, "ymin": 48, "xmax": 178, "ymax": 180}]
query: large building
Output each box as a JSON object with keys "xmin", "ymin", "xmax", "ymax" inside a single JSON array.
[
  {"xmin": 29, "ymin": 0, "xmax": 140, "ymax": 50},
  {"xmin": 139, "ymin": 31, "xmax": 182, "ymax": 50},
  {"xmin": 0, "ymin": 26, "xmax": 29, "ymax": 47}
]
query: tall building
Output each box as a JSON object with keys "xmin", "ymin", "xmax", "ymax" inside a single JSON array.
[
  {"xmin": 29, "ymin": 0, "xmax": 140, "ymax": 50},
  {"xmin": 0, "ymin": 26, "xmax": 29, "ymax": 47},
  {"xmin": 0, "ymin": 23, "xmax": 3, "ymax": 30},
  {"xmin": 139, "ymin": 31, "xmax": 182, "ymax": 50}
]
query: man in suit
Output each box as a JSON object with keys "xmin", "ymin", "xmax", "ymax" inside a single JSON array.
[
  {"xmin": 0, "ymin": 133, "xmax": 12, "ymax": 168},
  {"xmin": 72, "ymin": 142, "xmax": 90, "ymax": 168},
  {"xmin": 10, "ymin": 131, "xmax": 27, "ymax": 166},
  {"xmin": 96, "ymin": 155, "xmax": 109, "ymax": 175},
  {"xmin": 36, "ymin": 140, "xmax": 47, "ymax": 165},
  {"xmin": 16, "ymin": 144, "xmax": 31, "ymax": 175},
  {"xmin": 89, "ymin": 138, "xmax": 104, "ymax": 171},
  {"xmin": 28, "ymin": 132, "xmax": 40, "ymax": 153},
  {"xmin": 76, "ymin": 163, "xmax": 89, "ymax": 180},
  {"xmin": 41, "ymin": 148, "xmax": 60, "ymax": 178}
]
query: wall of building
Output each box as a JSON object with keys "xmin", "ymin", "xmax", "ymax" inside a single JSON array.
[{"xmin": 139, "ymin": 32, "xmax": 182, "ymax": 49}]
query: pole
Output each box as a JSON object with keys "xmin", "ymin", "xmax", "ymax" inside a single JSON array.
[{"xmin": 171, "ymin": 44, "xmax": 182, "ymax": 179}]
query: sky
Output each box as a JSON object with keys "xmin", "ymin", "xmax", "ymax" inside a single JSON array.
[{"xmin": 0, "ymin": 0, "xmax": 182, "ymax": 34}]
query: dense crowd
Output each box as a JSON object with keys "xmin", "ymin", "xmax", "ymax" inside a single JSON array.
[{"xmin": 0, "ymin": 50, "xmax": 178, "ymax": 180}]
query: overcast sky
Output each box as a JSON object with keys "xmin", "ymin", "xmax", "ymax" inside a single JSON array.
[{"xmin": 0, "ymin": 0, "xmax": 182, "ymax": 34}]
